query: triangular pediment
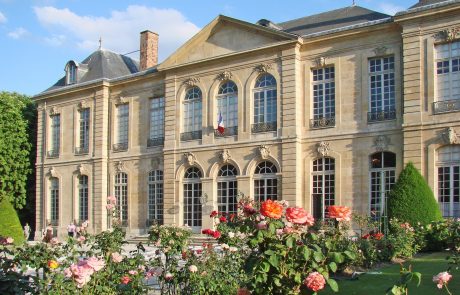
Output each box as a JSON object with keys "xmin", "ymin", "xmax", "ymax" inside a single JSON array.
[{"xmin": 159, "ymin": 15, "xmax": 296, "ymax": 69}]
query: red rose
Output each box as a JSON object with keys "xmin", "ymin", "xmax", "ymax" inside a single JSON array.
[
  {"xmin": 285, "ymin": 207, "xmax": 314, "ymax": 225},
  {"xmin": 372, "ymin": 232, "xmax": 384, "ymax": 240},
  {"xmin": 219, "ymin": 216, "xmax": 227, "ymax": 223},
  {"xmin": 229, "ymin": 213, "xmax": 236, "ymax": 221},
  {"xmin": 260, "ymin": 200, "xmax": 283, "ymax": 219},
  {"xmin": 243, "ymin": 205, "xmax": 257, "ymax": 215},
  {"xmin": 362, "ymin": 234, "xmax": 371, "ymax": 240},
  {"xmin": 212, "ymin": 230, "xmax": 221, "ymax": 239},
  {"xmin": 210, "ymin": 211, "xmax": 218, "ymax": 218},
  {"xmin": 121, "ymin": 276, "xmax": 131, "ymax": 284}
]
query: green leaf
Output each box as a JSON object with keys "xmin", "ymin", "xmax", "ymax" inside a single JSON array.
[
  {"xmin": 294, "ymin": 273, "xmax": 302, "ymax": 284},
  {"xmin": 327, "ymin": 278, "xmax": 339, "ymax": 292},
  {"xmin": 313, "ymin": 251, "xmax": 323, "ymax": 262},
  {"xmin": 268, "ymin": 255, "xmax": 279, "ymax": 268},
  {"xmin": 269, "ymin": 223, "xmax": 276, "ymax": 235},
  {"xmin": 261, "ymin": 261, "xmax": 270, "ymax": 272},
  {"xmin": 274, "ymin": 277, "xmax": 282, "ymax": 287},
  {"xmin": 302, "ymin": 246, "xmax": 311, "ymax": 260},
  {"xmin": 328, "ymin": 262, "xmax": 337, "ymax": 273},
  {"xmin": 413, "ymin": 272, "xmax": 422, "ymax": 286},
  {"xmin": 344, "ymin": 250, "xmax": 356, "ymax": 260},
  {"xmin": 331, "ymin": 252, "xmax": 344, "ymax": 264},
  {"xmin": 286, "ymin": 236, "xmax": 294, "ymax": 248}
]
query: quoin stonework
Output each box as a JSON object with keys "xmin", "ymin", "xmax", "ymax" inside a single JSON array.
[{"xmin": 33, "ymin": 1, "xmax": 460, "ymax": 239}]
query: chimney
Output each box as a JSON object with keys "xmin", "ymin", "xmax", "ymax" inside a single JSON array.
[{"xmin": 139, "ymin": 30, "xmax": 158, "ymax": 71}]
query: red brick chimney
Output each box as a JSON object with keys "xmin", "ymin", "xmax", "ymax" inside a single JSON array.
[{"xmin": 140, "ymin": 30, "xmax": 158, "ymax": 71}]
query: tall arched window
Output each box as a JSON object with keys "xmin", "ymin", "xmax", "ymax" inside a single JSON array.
[
  {"xmin": 184, "ymin": 167, "xmax": 202, "ymax": 228},
  {"xmin": 312, "ymin": 157, "xmax": 335, "ymax": 219},
  {"xmin": 115, "ymin": 172, "xmax": 128, "ymax": 225},
  {"xmin": 79, "ymin": 175, "xmax": 89, "ymax": 222},
  {"xmin": 437, "ymin": 145, "xmax": 460, "ymax": 217},
  {"xmin": 218, "ymin": 164, "xmax": 238, "ymax": 214},
  {"xmin": 369, "ymin": 152, "xmax": 396, "ymax": 218},
  {"xmin": 50, "ymin": 177, "xmax": 59, "ymax": 224},
  {"xmin": 254, "ymin": 161, "xmax": 278, "ymax": 202},
  {"xmin": 66, "ymin": 61, "xmax": 77, "ymax": 85},
  {"xmin": 182, "ymin": 87, "xmax": 202, "ymax": 140},
  {"xmin": 148, "ymin": 170, "xmax": 164, "ymax": 225},
  {"xmin": 216, "ymin": 81, "xmax": 238, "ymax": 136},
  {"xmin": 252, "ymin": 74, "xmax": 277, "ymax": 133}
]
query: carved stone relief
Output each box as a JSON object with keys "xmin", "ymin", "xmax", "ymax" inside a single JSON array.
[
  {"xmin": 442, "ymin": 127, "xmax": 459, "ymax": 145},
  {"xmin": 374, "ymin": 135, "xmax": 390, "ymax": 151},
  {"xmin": 183, "ymin": 77, "xmax": 200, "ymax": 87},
  {"xmin": 49, "ymin": 167, "xmax": 58, "ymax": 177},
  {"xmin": 434, "ymin": 27, "xmax": 460, "ymax": 43},
  {"xmin": 115, "ymin": 161, "xmax": 124, "ymax": 172},
  {"xmin": 49, "ymin": 106, "xmax": 59, "ymax": 116},
  {"xmin": 317, "ymin": 141, "xmax": 331, "ymax": 157},
  {"xmin": 373, "ymin": 46, "xmax": 388, "ymax": 56},
  {"xmin": 259, "ymin": 145, "xmax": 271, "ymax": 159},
  {"xmin": 184, "ymin": 152, "xmax": 197, "ymax": 166},
  {"xmin": 114, "ymin": 96, "xmax": 129, "ymax": 105},
  {"xmin": 314, "ymin": 56, "xmax": 326, "ymax": 68},
  {"xmin": 254, "ymin": 63, "xmax": 272, "ymax": 73},
  {"xmin": 77, "ymin": 164, "xmax": 87, "ymax": 175},
  {"xmin": 216, "ymin": 71, "xmax": 232, "ymax": 81},
  {"xmin": 77, "ymin": 100, "xmax": 89, "ymax": 110},
  {"xmin": 220, "ymin": 149, "xmax": 231, "ymax": 163}
]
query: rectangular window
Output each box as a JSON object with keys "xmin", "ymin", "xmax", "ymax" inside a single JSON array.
[
  {"xmin": 50, "ymin": 115, "xmax": 60, "ymax": 156},
  {"xmin": 78, "ymin": 108, "xmax": 90, "ymax": 153},
  {"xmin": 311, "ymin": 66, "xmax": 335, "ymax": 128},
  {"xmin": 50, "ymin": 178, "xmax": 59, "ymax": 223},
  {"xmin": 217, "ymin": 94, "xmax": 238, "ymax": 128},
  {"xmin": 435, "ymin": 41, "xmax": 460, "ymax": 102},
  {"xmin": 114, "ymin": 104, "xmax": 129, "ymax": 151},
  {"xmin": 368, "ymin": 56, "xmax": 395, "ymax": 122},
  {"xmin": 79, "ymin": 176, "xmax": 88, "ymax": 222},
  {"xmin": 148, "ymin": 97, "xmax": 165, "ymax": 146},
  {"xmin": 183, "ymin": 101, "xmax": 202, "ymax": 132},
  {"xmin": 148, "ymin": 171, "xmax": 164, "ymax": 224}
]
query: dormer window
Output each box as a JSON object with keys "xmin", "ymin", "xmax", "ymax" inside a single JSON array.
[{"xmin": 65, "ymin": 61, "xmax": 78, "ymax": 85}]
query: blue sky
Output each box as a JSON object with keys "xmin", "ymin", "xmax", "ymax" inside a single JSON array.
[{"xmin": 0, "ymin": 0, "xmax": 417, "ymax": 96}]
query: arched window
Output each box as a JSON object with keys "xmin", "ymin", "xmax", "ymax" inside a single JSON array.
[
  {"xmin": 369, "ymin": 152, "xmax": 396, "ymax": 218},
  {"xmin": 115, "ymin": 172, "xmax": 128, "ymax": 225},
  {"xmin": 216, "ymin": 81, "xmax": 238, "ymax": 136},
  {"xmin": 182, "ymin": 87, "xmax": 202, "ymax": 140},
  {"xmin": 218, "ymin": 165, "xmax": 238, "ymax": 214},
  {"xmin": 252, "ymin": 74, "xmax": 277, "ymax": 133},
  {"xmin": 66, "ymin": 61, "xmax": 77, "ymax": 85},
  {"xmin": 312, "ymin": 157, "xmax": 335, "ymax": 219},
  {"xmin": 184, "ymin": 167, "xmax": 202, "ymax": 228},
  {"xmin": 148, "ymin": 170, "xmax": 164, "ymax": 225},
  {"xmin": 50, "ymin": 177, "xmax": 59, "ymax": 224},
  {"xmin": 437, "ymin": 145, "xmax": 460, "ymax": 217},
  {"xmin": 79, "ymin": 175, "xmax": 89, "ymax": 222},
  {"xmin": 254, "ymin": 161, "xmax": 278, "ymax": 202}
]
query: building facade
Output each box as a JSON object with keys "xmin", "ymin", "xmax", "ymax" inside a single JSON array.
[{"xmin": 33, "ymin": 1, "xmax": 460, "ymax": 239}]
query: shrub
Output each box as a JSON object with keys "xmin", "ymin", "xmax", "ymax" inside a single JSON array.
[
  {"xmin": 388, "ymin": 162, "xmax": 442, "ymax": 225},
  {"xmin": 0, "ymin": 197, "xmax": 24, "ymax": 245},
  {"xmin": 386, "ymin": 219, "xmax": 418, "ymax": 259}
]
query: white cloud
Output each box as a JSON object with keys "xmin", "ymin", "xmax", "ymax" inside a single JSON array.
[
  {"xmin": 0, "ymin": 11, "xmax": 7, "ymax": 23},
  {"xmin": 8, "ymin": 27, "xmax": 28, "ymax": 39},
  {"xmin": 378, "ymin": 3, "xmax": 405, "ymax": 15},
  {"xmin": 44, "ymin": 34, "xmax": 66, "ymax": 46},
  {"xmin": 34, "ymin": 5, "xmax": 200, "ymax": 61}
]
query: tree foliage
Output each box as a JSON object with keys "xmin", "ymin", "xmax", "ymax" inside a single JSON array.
[
  {"xmin": 0, "ymin": 91, "xmax": 34, "ymax": 209},
  {"xmin": 388, "ymin": 162, "xmax": 442, "ymax": 225},
  {"xmin": 0, "ymin": 197, "xmax": 25, "ymax": 245}
]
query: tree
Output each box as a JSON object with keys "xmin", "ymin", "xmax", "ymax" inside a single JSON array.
[
  {"xmin": 0, "ymin": 197, "xmax": 25, "ymax": 244},
  {"xmin": 388, "ymin": 162, "xmax": 442, "ymax": 225},
  {"xmin": 0, "ymin": 91, "xmax": 33, "ymax": 209}
]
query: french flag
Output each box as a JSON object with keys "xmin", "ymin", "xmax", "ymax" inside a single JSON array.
[{"xmin": 217, "ymin": 111, "xmax": 225, "ymax": 134}]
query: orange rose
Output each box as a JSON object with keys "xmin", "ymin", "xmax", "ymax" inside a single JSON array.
[
  {"xmin": 327, "ymin": 205, "xmax": 351, "ymax": 222},
  {"xmin": 260, "ymin": 200, "xmax": 283, "ymax": 219},
  {"xmin": 47, "ymin": 260, "xmax": 59, "ymax": 269}
]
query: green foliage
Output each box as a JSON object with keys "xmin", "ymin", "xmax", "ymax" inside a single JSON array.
[
  {"xmin": 388, "ymin": 162, "xmax": 442, "ymax": 225},
  {"xmin": 0, "ymin": 91, "xmax": 34, "ymax": 209},
  {"xmin": 386, "ymin": 264, "xmax": 421, "ymax": 295},
  {"xmin": 0, "ymin": 197, "xmax": 25, "ymax": 245},
  {"xmin": 148, "ymin": 224, "xmax": 191, "ymax": 255},
  {"xmin": 386, "ymin": 219, "xmax": 418, "ymax": 259}
]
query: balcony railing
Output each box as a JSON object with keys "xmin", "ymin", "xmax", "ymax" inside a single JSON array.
[
  {"xmin": 180, "ymin": 131, "xmax": 202, "ymax": 141},
  {"xmin": 214, "ymin": 126, "xmax": 238, "ymax": 137},
  {"xmin": 47, "ymin": 150, "xmax": 59, "ymax": 158},
  {"xmin": 367, "ymin": 109, "xmax": 396, "ymax": 123},
  {"xmin": 310, "ymin": 116, "xmax": 335, "ymax": 129},
  {"xmin": 112, "ymin": 142, "xmax": 128, "ymax": 152},
  {"xmin": 433, "ymin": 99, "xmax": 460, "ymax": 114},
  {"xmin": 75, "ymin": 146, "xmax": 89, "ymax": 155},
  {"xmin": 251, "ymin": 122, "xmax": 277, "ymax": 133},
  {"xmin": 147, "ymin": 137, "xmax": 164, "ymax": 147}
]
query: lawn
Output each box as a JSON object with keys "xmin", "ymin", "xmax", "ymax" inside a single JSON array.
[{"xmin": 323, "ymin": 252, "xmax": 459, "ymax": 295}]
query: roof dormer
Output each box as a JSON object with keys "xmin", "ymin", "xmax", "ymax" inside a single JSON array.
[{"xmin": 65, "ymin": 60, "xmax": 78, "ymax": 85}]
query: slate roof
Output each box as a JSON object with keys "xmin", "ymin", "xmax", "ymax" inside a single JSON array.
[
  {"xmin": 409, "ymin": 0, "xmax": 451, "ymax": 8},
  {"xmin": 44, "ymin": 49, "xmax": 139, "ymax": 92},
  {"xmin": 277, "ymin": 5, "xmax": 391, "ymax": 37}
]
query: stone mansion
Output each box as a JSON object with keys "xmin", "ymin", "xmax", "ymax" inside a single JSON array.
[{"xmin": 33, "ymin": 0, "xmax": 460, "ymax": 239}]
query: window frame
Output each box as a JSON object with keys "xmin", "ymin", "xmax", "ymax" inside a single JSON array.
[
  {"xmin": 253, "ymin": 161, "xmax": 278, "ymax": 202},
  {"xmin": 148, "ymin": 170, "xmax": 164, "ymax": 225},
  {"xmin": 368, "ymin": 56, "xmax": 396, "ymax": 122},
  {"xmin": 252, "ymin": 74, "xmax": 277, "ymax": 132},
  {"xmin": 148, "ymin": 97, "xmax": 165, "ymax": 147}
]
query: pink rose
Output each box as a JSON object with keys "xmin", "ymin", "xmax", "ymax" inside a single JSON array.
[
  {"xmin": 256, "ymin": 221, "xmax": 268, "ymax": 230},
  {"xmin": 63, "ymin": 267, "xmax": 73, "ymax": 278},
  {"xmin": 121, "ymin": 276, "xmax": 131, "ymax": 284},
  {"xmin": 6, "ymin": 237, "xmax": 14, "ymax": 244},
  {"xmin": 86, "ymin": 257, "xmax": 105, "ymax": 272},
  {"xmin": 189, "ymin": 265, "xmax": 198, "ymax": 273},
  {"xmin": 81, "ymin": 221, "xmax": 89, "ymax": 228},
  {"xmin": 164, "ymin": 272, "xmax": 173, "ymax": 280},
  {"xmin": 50, "ymin": 237, "xmax": 59, "ymax": 245},
  {"xmin": 286, "ymin": 207, "xmax": 315, "ymax": 226},
  {"xmin": 327, "ymin": 206, "xmax": 352, "ymax": 222},
  {"xmin": 106, "ymin": 203, "xmax": 115, "ymax": 210},
  {"xmin": 128, "ymin": 270, "xmax": 138, "ymax": 275},
  {"xmin": 111, "ymin": 252, "xmax": 123, "ymax": 263},
  {"xmin": 304, "ymin": 272, "xmax": 326, "ymax": 292},
  {"xmin": 107, "ymin": 195, "xmax": 117, "ymax": 204},
  {"xmin": 433, "ymin": 272, "xmax": 452, "ymax": 289},
  {"xmin": 77, "ymin": 236, "xmax": 86, "ymax": 243}
]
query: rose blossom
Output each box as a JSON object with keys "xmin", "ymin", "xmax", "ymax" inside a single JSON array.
[
  {"xmin": 221, "ymin": 243, "xmax": 230, "ymax": 250},
  {"xmin": 219, "ymin": 216, "xmax": 227, "ymax": 223},
  {"xmin": 106, "ymin": 203, "xmax": 115, "ymax": 210},
  {"xmin": 164, "ymin": 272, "xmax": 174, "ymax": 280},
  {"xmin": 210, "ymin": 211, "xmax": 218, "ymax": 217},
  {"xmin": 121, "ymin": 276, "xmax": 131, "ymax": 284},
  {"xmin": 189, "ymin": 265, "xmax": 198, "ymax": 273},
  {"xmin": 372, "ymin": 232, "xmax": 384, "ymax": 240},
  {"xmin": 327, "ymin": 205, "xmax": 352, "ymax": 222},
  {"xmin": 212, "ymin": 230, "xmax": 221, "ymax": 239},
  {"xmin": 6, "ymin": 237, "xmax": 14, "ymax": 244},
  {"xmin": 260, "ymin": 200, "xmax": 283, "ymax": 219},
  {"xmin": 237, "ymin": 288, "xmax": 251, "ymax": 295},
  {"xmin": 286, "ymin": 207, "xmax": 315, "ymax": 225},
  {"xmin": 128, "ymin": 270, "xmax": 138, "ymax": 275},
  {"xmin": 50, "ymin": 237, "xmax": 59, "ymax": 245},
  {"xmin": 47, "ymin": 260, "xmax": 59, "ymax": 269},
  {"xmin": 111, "ymin": 252, "xmax": 123, "ymax": 263},
  {"xmin": 64, "ymin": 267, "xmax": 73, "ymax": 278},
  {"xmin": 77, "ymin": 236, "xmax": 86, "ymax": 243},
  {"xmin": 229, "ymin": 246, "xmax": 238, "ymax": 252},
  {"xmin": 433, "ymin": 272, "xmax": 452, "ymax": 289},
  {"xmin": 86, "ymin": 257, "xmax": 105, "ymax": 272},
  {"xmin": 256, "ymin": 221, "xmax": 268, "ymax": 230},
  {"xmin": 82, "ymin": 221, "xmax": 89, "ymax": 228},
  {"xmin": 228, "ymin": 232, "xmax": 235, "ymax": 238},
  {"xmin": 304, "ymin": 272, "xmax": 326, "ymax": 292},
  {"xmin": 107, "ymin": 195, "xmax": 117, "ymax": 204}
]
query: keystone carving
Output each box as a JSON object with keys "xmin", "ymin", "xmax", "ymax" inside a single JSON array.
[
  {"xmin": 434, "ymin": 27, "xmax": 460, "ymax": 43},
  {"xmin": 49, "ymin": 167, "xmax": 58, "ymax": 177},
  {"xmin": 254, "ymin": 63, "xmax": 272, "ymax": 73},
  {"xmin": 442, "ymin": 127, "xmax": 459, "ymax": 145},
  {"xmin": 77, "ymin": 164, "xmax": 87, "ymax": 175},
  {"xmin": 314, "ymin": 56, "xmax": 327, "ymax": 68},
  {"xmin": 259, "ymin": 145, "xmax": 271, "ymax": 160},
  {"xmin": 77, "ymin": 100, "xmax": 89, "ymax": 110},
  {"xmin": 183, "ymin": 77, "xmax": 200, "ymax": 87},
  {"xmin": 184, "ymin": 152, "xmax": 197, "ymax": 166},
  {"xmin": 317, "ymin": 141, "xmax": 331, "ymax": 157},
  {"xmin": 220, "ymin": 149, "xmax": 231, "ymax": 163},
  {"xmin": 115, "ymin": 161, "xmax": 124, "ymax": 172},
  {"xmin": 374, "ymin": 135, "xmax": 390, "ymax": 151},
  {"xmin": 114, "ymin": 96, "xmax": 129, "ymax": 105},
  {"xmin": 216, "ymin": 71, "xmax": 232, "ymax": 81},
  {"xmin": 49, "ymin": 106, "xmax": 59, "ymax": 116},
  {"xmin": 373, "ymin": 46, "xmax": 388, "ymax": 56}
]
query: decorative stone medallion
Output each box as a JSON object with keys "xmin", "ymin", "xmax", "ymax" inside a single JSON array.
[
  {"xmin": 259, "ymin": 145, "xmax": 271, "ymax": 159},
  {"xmin": 184, "ymin": 152, "xmax": 197, "ymax": 166},
  {"xmin": 317, "ymin": 141, "xmax": 331, "ymax": 157}
]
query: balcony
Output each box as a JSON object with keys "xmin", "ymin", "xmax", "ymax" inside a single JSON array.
[
  {"xmin": 433, "ymin": 99, "xmax": 460, "ymax": 114},
  {"xmin": 147, "ymin": 137, "xmax": 164, "ymax": 147},
  {"xmin": 47, "ymin": 150, "xmax": 59, "ymax": 158},
  {"xmin": 310, "ymin": 116, "xmax": 335, "ymax": 129},
  {"xmin": 112, "ymin": 142, "xmax": 128, "ymax": 152},
  {"xmin": 367, "ymin": 109, "xmax": 396, "ymax": 123},
  {"xmin": 75, "ymin": 146, "xmax": 89, "ymax": 155},
  {"xmin": 180, "ymin": 131, "xmax": 202, "ymax": 141},
  {"xmin": 251, "ymin": 122, "xmax": 277, "ymax": 133},
  {"xmin": 214, "ymin": 126, "xmax": 238, "ymax": 137}
]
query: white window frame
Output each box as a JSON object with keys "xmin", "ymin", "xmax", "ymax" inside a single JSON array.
[
  {"xmin": 50, "ymin": 177, "xmax": 59, "ymax": 223},
  {"xmin": 369, "ymin": 152, "xmax": 396, "ymax": 219},
  {"xmin": 50, "ymin": 114, "xmax": 61, "ymax": 154},
  {"xmin": 116, "ymin": 104, "xmax": 129, "ymax": 145},
  {"xmin": 148, "ymin": 170, "xmax": 164, "ymax": 224},
  {"xmin": 435, "ymin": 41, "xmax": 460, "ymax": 102},
  {"xmin": 183, "ymin": 87, "xmax": 202, "ymax": 133},
  {"xmin": 149, "ymin": 97, "xmax": 165, "ymax": 142},
  {"xmin": 311, "ymin": 157, "xmax": 335, "ymax": 219},
  {"xmin": 312, "ymin": 66, "xmax": 335, "ymax": 120},
  {"xmin": 217, "ymin": 81, "xmax": 238, "ymax": 128},
  {"xmin": 183, "ymin": 167, "xmax": 202, "ymax": 228},
  {"xmin": 115, "ymin": 172, "xmax": 128, "ymax": 224},
  {"xmin": 79, "ymin": 175, "xmax": 89, "ymax": 222},
  {"xmin": 79, "ymin": 108, "xmax": 90, "ymax": 150},
  {"xmin": 217, "ymin": 165, "xmax": 238, "ymax": 214},
  {"xmin": 368, "ymin": 56, "xmax": 395, "ymax": 115},
  {"xmin": 437, "ymin": 145, "xmax": 460, "ymax": 218},
  {"xmin": 254, "ymin": 161, "xmax": 278, "ymax": 202},
  {"xmin": 253, "ymin": 74, "xmax": 277, "ymax": 125}
]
